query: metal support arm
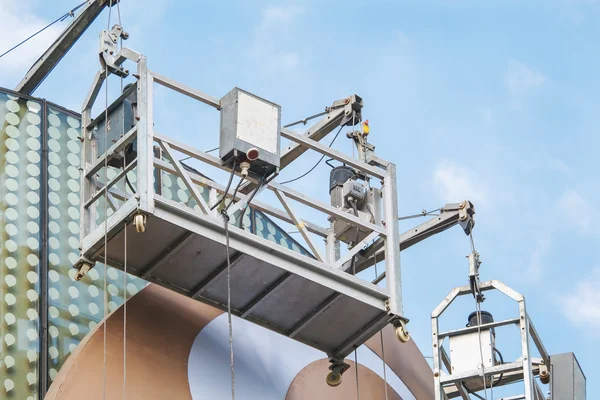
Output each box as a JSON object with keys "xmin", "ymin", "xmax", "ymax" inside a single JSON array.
[
  {"xmin": 351, "ymin": 200, "xmax": 476, "ymax": 274},
  {"xmin": 16, "ymin": 0, "xmax": 118, "ymax": 95}
]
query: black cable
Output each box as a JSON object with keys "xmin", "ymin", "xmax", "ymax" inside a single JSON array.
[
  {"xmin": 220, "ymin": 210, "xmax": 236, "ymax": 399},
  {"xmin": 238, "ymin": 177, "xmax": 265, "ymax": 228},
  {"xmin": 280, "ymin": 125, "xmax": 344, "ymax": 185},
  {"xmin": 125, "ymin": 175, "xmax": 135, "ymax": 193},
  {"xmin": 492, "ymin": 347, "xmax": 505, "ymax": 386},
  {"xmin": 210, "ymin": 159, "xmax": 237, "ymax": 210},
  {"xmin": 180, "ymin": 146, "xmax": 219, "ymax": 162},
  {"xmin": 0, "ymin": 1, "xmax": 87, "ymax": 59},
  {"xmin": 223, "ymin": 177, "xmax": 244, "ymax": 212}
]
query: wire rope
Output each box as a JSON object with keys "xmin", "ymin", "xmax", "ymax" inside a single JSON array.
[
  {"xmin": 0, "ymin": 1, "xmax": 87, "ymax": 59},
  {"xmin": 372, "ymin": 249, "xmax": 389, "ymax": 400},
  {"xmin": 102, "ymin": 3, "xmax": 114, "ymax": 399},
  {"xmin": 222, "ymin": 210, "xmax": 236, "ymax": 400},
  {"xmin": 354, "ymin": 348, "xmax": 360, "ymax": 400},
  {"xmin": 280, "ymin": 125, "xmax": 344, "ymax": 185}
]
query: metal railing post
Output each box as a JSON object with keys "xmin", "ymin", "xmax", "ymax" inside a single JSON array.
[{"xmin": 383, "ymin": 162, "xmax": 402, "ymax": 315}]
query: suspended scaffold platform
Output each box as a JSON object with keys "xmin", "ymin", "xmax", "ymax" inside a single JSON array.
[{"xmin": 75, "ymin": 32, "xmax": 424, "ymax": 384}]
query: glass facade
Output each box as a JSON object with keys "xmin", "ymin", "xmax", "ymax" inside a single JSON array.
[{"xmin": 0, "ymin": 86, "xmax": 312, "ymax": 399}]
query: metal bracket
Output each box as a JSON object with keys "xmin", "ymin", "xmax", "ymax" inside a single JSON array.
[{"xmin": 99, "ymin": 24, "xmax": 130, "ymax": 78}]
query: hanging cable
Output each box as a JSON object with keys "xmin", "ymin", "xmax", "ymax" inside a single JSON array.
[
  {"xmin": 221, "ymin": 210, "xmax": 236, "ymax": 400},
  {"xmin": 210, "ymin": 160, "xmax": 237, "ymax": 211},
  {"xmin": 223, "ymin": 177, "xmax": 245, "ymax": 212},
  {"xmin": 237, "ymin": 176, "xmax": 265, "ymax": 229},
  {"xmin": 397, "ymin": 208, "xmax": 441, "ymax": 220},
  {"xmin": 283, "ymin": 110, "xmax": 328, "ymax": 128},
  {"xmin": 0, "ymin": 0, "xmax": 87, "ymax": 59},
  {"xmin": 123, "ymin": 221, "xmax": 127, "ymax": 400},
  {"xmin": 371, "ymin": 250, "xmax": 389, "ymax": 400},
  {"xmin": 280, "ymin": 125, "xmax": 344, "ymax": 185},
  {"xmin": 354, "ymin": 348, "xmax": 360, "ymax": 400},
  {"xmin": 469, "ymin": 227, "xmax": 489, "ymax": 400},
  {"xmin": 180, "ymin": 147, "xmax": 219, "ymax": 162},
  {"xmin": 102, "ymin": 3, "xmax": 114, "ymax": 400}
]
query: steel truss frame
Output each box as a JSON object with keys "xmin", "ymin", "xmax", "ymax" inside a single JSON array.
[
  {"xmin": 76, "ymin": 46, "xmax": 405, "ymax": 362},
  {"xmin": 431, "ymin": 280, "xmax": 550, "ymax": 400}
]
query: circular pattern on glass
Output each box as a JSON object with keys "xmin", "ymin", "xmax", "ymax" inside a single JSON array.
[
  {"xmin": 67, "ymin": 140, "xmax": 80, "ymax": 154},
  {"xmin": 26, "ymin": 164, "xmax": 40, "ymax": 177},
  {"xmin": 27, "ymin": 112, "xmax": 41, "ymax": 125},
  {"xmin": 48, "ymin": 165, "xmax": 60, "ymax": 178},
  {"xmin": 68, "ymin": 206, "xmax": 80, "ymax": 219},
  {"xmin": 67, "ymin": 192, "xmax": 79, "ymax": 206},
  {"xmin": 49, "ymin": 178, "xmax": 60, "ymax": 191},
  {"xmin": 27, "ymin": 221, "xmax": 39, "ymax": 234},
  {"xmin": 48, "ymin": 152, "xmax": 60, "ymax": 165},
  {"xmin": 67, "ymin": 116, "xmax": 80, "ymax": 128},
  {"xmin": 27, "ymin": 137, "xmax": 41, "ymax": 151},
  {"xmin": 5, "ymin": 165, "xmax": 18, "ymax": 178},
  {"xmin": 5, "ymin": 209, "xmax": 18, "ymax": 221},
  {"xmin": 27, "ymin": 191, "xmax": 40, "ymax": 204},
  {"xmin": 5, "ymin": 257, "xmax": 17, "ymax": 270},
  {"xmin": 48, "ymin": 126, "xmax": 61, "ymax": 140},
  {"xmin": 49, "ymin": 206, "xmax": 60, "ymax": 219},
  {"xmin": 27, "ymin": 151, "xmax": 41, "ymax": 164},
  {"xmin": 27, "ymin": 254, "xmax": 39, "ymax": 267},
  {"xmin": 27, "ymin": 125, "xmax": 41, "ymax": 138},
  {"xmin": 27, "ymin": 177, "xmax": 40, "ymax": 190},
  {"xmin": 68, "ymin": 179, "xmax": 80, "ymax": 192},
  {"xmin": 27, "ymin": 101, "xmax": 41, "ymax": 113},
  {"xmin": 5, "ymin": 138, "xmax": 19, "ymax": 151},
  {"xmin": 49, "ymin": 192, "xmax": 60, "ymax": 205},
  {"xmin": 67, "ymin": 153, "xmax": 80, "ymax": 167},
  {"xmin": 6, "ymin": 151, "xmax": 19, "ymax": 164},
  {"xmin": 5, "ymin": 99, "xmax": 20, "ymax": 112},
  {"xmin": 27, "ymin": 206, "xmax": 40, "ymax": 219},
  {"xmin": 5, "ymin": 224, "xmax": 17, "ymax": 236},
  {"xmin": 67, "ymin": 166, "xmax": 80, "ymax": 179},
  {"xmin": 5, "ymin": 240, "xmax": 17, "ymax": 252},
  {"xmin": 6, "ymin": 178, "xmax": 18, "ymax": 191},
  {"xmin": 48, "ymin": 113, "xmax": 61, "ymax": 127},
  {"xmin": 48, "ymin": 139, "xmax": 60, "ymax": 152},
  {"xmin": 48, "ymin": 253, "xmax": 60, "ymax": 266},
  {"xmin": 5, "ymin": 193, "xmax": 18, "ymax": 206},
  {"xmin": 6, "ymin": 125, "xmax": 19, "ymax": 138},
  {"xmin": 6, "ymin": 113, "xmax": 19, "ymax": 125},
  {"xmin": 49, "ymin": 237, "xmax": 60, "ymax": 250},
  {"xmin": 49, "ymin": 221, "xmax": 60, "ymax": 234},
  {"xmin": 27, "ymin": 237, "xmax": 40, "ymax": 250}
]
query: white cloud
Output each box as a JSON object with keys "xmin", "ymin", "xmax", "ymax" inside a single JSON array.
[
  {"xmin": 557, "ymin": 189, "xmax": 597, "ymax": 233},
  {"xmin": 527, "ymin": 234, "xmax": 550, "ymax": 282},
  {"xmin": 506, "ymin": 59, "xmax": 545, "ymax": 95},
  {"xmin": 247, "ymin": 6, "xmax": 305, "ymax": 74},
  {"xmin": 263, "ymin": 5, "xmax": 305, "ymax": 22},
  {"xmin": 433, "ymin": 159, "xmax": 489, "ymax": 206},
  {"xmin": 0, "ymin": 1, "xmax": 63, "ymax": 84},
  {"xmin": 560, "ymin": 267, "xmax": 600, "ymax": 331}
]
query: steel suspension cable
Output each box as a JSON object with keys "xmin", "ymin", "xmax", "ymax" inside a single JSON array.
[
  {"xmin": 354, "ymin": 348, "xmax": 360, "ymax": 400},
  {"xmin": 469, "ymin": 226, "xmax": 489, "ymax": 400},
  {"xmin": 0, "ymin": 1, "xmax": 87, "ymax": 59},
  {"xmin": 102, "ymin": 3, "xmax": 114, "ymax": 399},
  {"xmin": 372, "ymin": 249, "xmax": 389, "ymax": 400}
]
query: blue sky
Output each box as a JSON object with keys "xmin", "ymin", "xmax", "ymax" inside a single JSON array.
[{"xmin": 1, "ymin": 0, "xmax": 598, "ymax": 397}]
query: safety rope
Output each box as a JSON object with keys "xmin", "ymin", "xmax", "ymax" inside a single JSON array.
[
  {"xmin": 372, "ymin": 249, "xmax": 389, "ymax": 400},
  {"xmin": 469, "ymin": 227, "xmax": 489, "ymax": 400},
  {"xmin": 0, "ymin": 0, "xmax": 87, "ymax": 59},
  {"xmin": 222, "ymin": 210, "xmax": 236, "ymax": 399},
  {"xmin": 354, "ymin": 348, "xmax": 360, "ymax": 400},
  {"xmin": 123, "ymin": 221, "xmax": 127, "ymax": 399},
  {"xmin": 114, "ymin": 2, "xmax": 127, "ymax": 397},
  {"xmin": 102, "ymin": 3, "xmax": 114, "ymax": 399}
]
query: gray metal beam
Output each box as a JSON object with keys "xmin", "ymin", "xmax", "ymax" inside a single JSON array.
[{"xmin": 15, "ymin": 0, "xmax": 115, "ymax": 95}]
